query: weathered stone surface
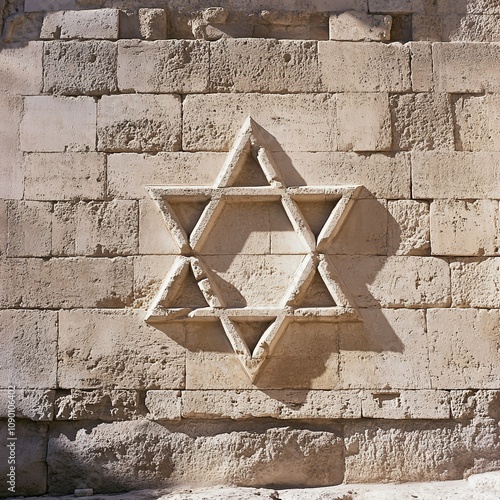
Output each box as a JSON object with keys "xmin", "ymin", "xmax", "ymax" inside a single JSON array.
[
  {"xmin": 412, "ymin": 14, "xmax": 442, "ymax": 42},
  {"xmin": 437, "ymin": 0, "xmax": 500, "ymax": 14},
  {"xmin": 138, "ymin": 200, "xmax": 178, "ymax": 255},
  {"xmin": 0, "ymin": 258, "xmax": 133, "ymax": 309},
  {"xmin": 97, "ymin": 94, "xmax": 181, "ymax": 152},
  {"xmin": 21, "ymin": 96, "xmax": 96, "ymax": 153},
  {"xmin": 25, "ymin": 0, "xmax": 78, "ymax": 11},
  {"xmin": 138, "ymin": 8, "xmax": 167, "ymax": 40},
  {"xmin": 451, "ymin": 390, "xmax": 500, "ymax": 420},
  {"xmin": 409, "ymin": 42, "xmax": 434, "ymax": 91},
  {"xmin": 58, "ymin": 310, "xmax": 185, "ymax": 389},
  {"xmin": 330, "ymin": 11, "xmax": 392, "ymax": 41},
  {"xmin": 318, "ymin": 42, "xmax": 411, "ymax": 92},
  {"xmin": 145, "ymin": 390, "xmax": 181, "ymax": 420},
  {"xmin": 0, "ymin": 201, "xmax": 6, "ymax": 255},
  {"xmin": 442, "ymin": 14, "xmax": 500, "ymax": 42},
  {"xmin": 0, "ymin": 42, "xmax": 43, "ymax": 94},
  {"xmin": 431, "ymin": 200, "xmax": 498, "ymax": 256},
  {"xmin": 427, "ymin": 308, "xmax": 500, "ymax": 389},
  {"xmin": 0, "ymin": 389, "xmax": 55, "ymax": 421},
  {"xmin": 387, "ymin": 200, "xmax": 430, "ymax": 255},
  {"xmin": 369, "ymin": 0, "xmax": 424, "ymax": 13},
  {"xmin": 24, "ymin": 153, "xmax": 106, "ymax": 201},
  {"xmin": 450, "ymin": 258, "xmax": 500, "ymax": 308},
  {"xmin": 118, "ymin": 40, "xmax": 209, "ymax": 93},
  {"xmin": 0, "ymin": 310, "xmax": 57, "ymax": 388},
  {"xmin": 44, "ymin": 41, "xmax": 117, "ymax": 95}
]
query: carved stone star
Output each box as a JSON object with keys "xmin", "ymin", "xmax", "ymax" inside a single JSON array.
[{"xmin": 145, "ymin": 117, "xmax": 362, "ymax": 382}]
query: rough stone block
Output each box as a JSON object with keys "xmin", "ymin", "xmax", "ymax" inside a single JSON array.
[
  {"xmin": 0, "ymin": 389, "xmax": 55, "ymax": 421},
  {"xmin": 369, "ymin": 0, "xmax": 425, "ymax": 13},
  {"xmin": 138, "ymin": 199, "xmax": 178, "ymax": 255},
  {"xmin": 0, "ymin": 201, "xmax": 6, "ymax": 255},
  {"xmin": 138, "ymin": 8, "xmax": 167, "ymax": 40},
  {"xmin": 0, "ymin": 42, "xmax": 43, "ymax": 94},
  {"xmin": 362, "ymin": 390, "xmax": 450, "ymax": 419},
  {"xmin": 44, "ymin": 41, "xmax": 117, "ymax": 95},
  {"xmin": 118, "ymin": 40, "xmax": 209, "ymax": 93},
  {"xmin": 58, "ymin": 310, "xmax": 185, "ymax": 389},
  {"xmin": 41, "ymin": 9, "xmax": 119, "ymax": 40},
  {"xmin": 442, "ymin": 15, "xmax": 500, "ymax": 42},
  {"xmin": 209, "ymin": 39, "xmax": 321, "ymax": 93},
  {"xmin": 318, "ymin": 41, "xmax": 411, "ymax": 92},
  {"xmin": 0, "ymin": 257, "xmax": 133, "ymax": 309},
  {"xmin": 391, "ymin": 93, "xmax": 454, "ymax": 151},
  {"xmin": 329, "ymin": 11, "xmax": 392, "ymax": 41},
  {"xmin": 431, "ymin": 200, "xmax": 498, "ymax": 256},
  {"xmin": 412, "ymin": 152, "xmax": 500, "ymax": 199},
  {"xmin": 52, "ymin": 200, "xmax": 138, "ymax": 257},
  {"xmin": 20, "ymin": 96, "xmax": 96, "ymax": 153},
  {"xmin": 437, "ymin": 0, "xmax": 500, "ymax": 14},
  {"xmin": 0, "ymin": 310, "xmax": 57, "ymax": 388},
  {"xmin": 183, "ymin": 94, "xmax": 337, "ymax": 152},
  {"xmin": 6, "ymin": 201, "xmax": 52, "ymax": 257},
  {"xmin": 97, "ymin": 94, "xmax": 181, "ymax": 152},
  {"xmin": 451, "ymin": 258, "xmax": 500, "ymax": 308},
  {"xmin": 145, "ymin": 390, "xmax": 181, "ymax": 420},
  {"xmin": 24, "ymin": 0, "xmax": 77, "ymax": 11},
  {"xmin": 24, "ymin": 153, "xmax": 105, "ymax": 201},
  {"xmin": 427, "ymin": 308, "xmax": 500, "ymax": 389},
  {"xmin": 388, "ymin": 200, "xmax": 430, "ymax": 256},
  {"xmin": 337, "ymin": 93, "xmax": 391, "ymax": 151},
  {"xmin": 451, "ymin": 390, "xmax": 500, "ymax": 419},
  {"xmin": 409, "ymin": 42, "xmax": 434, "ymax": 91},
  {"xmin": 412, "ymin": 14, "xmax": 442, "ymax": 42}
]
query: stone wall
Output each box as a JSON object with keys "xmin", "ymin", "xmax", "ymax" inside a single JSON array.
[{"xmin": 1, "ymin": 0, "xmax": 499, "ymax": 496}]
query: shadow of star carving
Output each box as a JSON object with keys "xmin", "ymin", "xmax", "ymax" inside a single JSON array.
[{"xmin": 145, "ymin": 116, "xmax": 362, "ymax": 382}]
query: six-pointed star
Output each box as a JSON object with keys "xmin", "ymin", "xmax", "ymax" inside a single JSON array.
[{"xmin": 145, "ymin": 116, "xmax": 362, "ymax": 382}]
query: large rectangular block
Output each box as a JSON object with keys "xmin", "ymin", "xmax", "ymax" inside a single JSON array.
[
  {"xmin": 0, "ymin": 42, "xmax": 43, "ymax": 94},
  {"xmin": 20, "ymin": 96, "xmax": 96, "ymax": 153},
  {"xmin": 24, "ymin": 153, "xmax": 105, "ymax": 201},
  {"xmin": 318, "ymin": 41, "xmax": 411, "ymax": 92},
  {"xmin": 437, "ymin": 0, "xmax": 500, "ymax": 15},
  {"xmin": 330, "ymin": 11, "xmax": 392, "ymax": 41},
  {"xmin": 409, "ymin": 42, "xmax": 433, "ymax": 91},
  {"xmin": 58, "ymin": 310, "xmax": 185, "ymax": 389},
  {"xmin": 0, "ymin": 310, "xmax": 57, "ymax": 388},
  {"xmin": 427, "ymin": 309, "xmax": 500, "ymax": 389},
  {"xmin": 145, "ymin": 390, "xmax": 182, "ymax": 420},
  {"xmin": 0, "ymin": 389, "xmax": 55, "ymax": 421},
  {"xmin": 118, "ymin": 40, "xmax": 209, "ymax": 93},
  {"xmin": 450, "ymin": 390, "xmax": 500, "ymax": 419},
  {"xmin": 442, "ymin": 15, "xmax": 500, "ymax": 42},
  {"xmin": 183, "ymin": 93, "xmax": 337, "ymax": 152},
  {"xmin": 412, "ymin": 152, "xmax": 500, "ymax": 199},
  {"xmin": 98, "ymin": 94, "xmax": 181, "ymax": 152}
]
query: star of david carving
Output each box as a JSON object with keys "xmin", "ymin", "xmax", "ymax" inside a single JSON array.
[{"xmin": 145, "ymin": 117, "xmax": 362, "ymax": 382}]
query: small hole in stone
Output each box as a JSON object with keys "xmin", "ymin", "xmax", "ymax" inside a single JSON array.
[
  {"xmin": 88, "ymin": 54, "xmax": 97, "ymax": 63},
  {"xmin": 283, "ymin": 53, "xmax": 291, "ymax": 63}
]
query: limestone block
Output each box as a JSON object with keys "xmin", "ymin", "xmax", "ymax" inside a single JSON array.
[
  {"xmin": 118, "ymin": 40, "xmax": 209, "ymax": 93},
  {"xmin": 391, "ymin": 93, "xmax": 454, "ymax": 151},
  {"xmin": 0, "ymin": 389, "xmax": 55, "ymax": 421},
  {"xmin": 138, "ymin": 200, "xmax": 178, "ymax": 255},
  {"xmin": 434, "ymin": 42, "xmax": 500, "ymax": 92},
  {"xmin": 318, "ymin": 42, "xmax": 411, "ymax": 92},
  {"xmin": 41, "ymin": 9, "xmax": 119, "ymax": 40},
  {"xmin": 47, "ymin": 420, "xmax": 344, "ymax": 494},
  {"xmin": 339, "ymin": 309, "xmax": 430, "ymax": 390},
  {"xmin": 58, "ymin": 309, "xmax": 185, "ymax": 389},
  {"xmin": 107, "ymin": 153, "xmax": 225, "ymax": 199},
  {"xmin": 52, "ymin": 200, "xmax": 138, "ymax": 257},
  {"xmin": 329, "ymin": 11, "xmax": 392, "ymax": 41},
  {"xmin": 337, "ymin": 93, "xmax": 391, "ymax": 151},
  {"xmin": 362, "ymin": 390, "xmax": 450, "ymax": 419},
  {"xmin": 412, "ymin": 14, "xmax": 442, "ymax": 41},
  {"xmin": 0, "ymin": 201, "xmax": 6, "ymax": 255},
  {"xmin": 97, "ymin": 94, "xmax": 181, "ymax": 152},
  {"xmin": 331, "ymin": 255, "xmax": 451, "ymax": 308},
  {"xmin": 451, "ymin": 390, "xmax": 500, "ymax": 419},
  {"xmin": 0, "ymin": 257, "xmax": 133, "ymax": 309},
  {"xmin": 20, "ymin": 96, "xmax": 96, "ymax": 153},
  {"xmin": 138, "ymin": 8, "xmax": 167, "ymax": 40},
  {"xmin": 442, "ymin": 15, "xmax": 500, "ymax": 42},
  {"xmin": 6, "ymin": 201, "xmax": 52, "ymax": 257},
  {"xmin": 25, "ymin": 0, "xmax": 78, "ymax": 11},
  {"xmin": 0, "ymin": 310, "xmax": 57, "ymax": 388},
  {"xmin": 0, "ymin": 421, "xmax": 48, "ymax": 497},
  {"xmin": 209, "ymin": 39, "xmax": 321, "ymax": 93},
  {"xmin": 183, "ymin": 94, "xmax": 337, "ymax": 152},
  {"xmin": 24, "ymin": 153, "xmax": 105, "ymax": 201},
  {"xmin": 369, "ymin": 0, "xmax": 425, "ymax": 12},
  {"xmin": 437, "ymin": 0, "xmax": 500, "ymax": 14},
  {"xmin": 0, "ymin": 42, "xmax": 43, "ymax": 94},
  {"xmin": 145, "ymin": 390, "xmax": 181, "ymax": 420},
  {"xmin": 44, "ymin": 41, "xmax": 117, "ymax": 95},
  {"xmin": 427, "ymin": 308, "xmax": 500, "ymax": 389},
  {"xmin": 450, "ymin": 258, "xmax": 500, "ymax": 308},
  {"xmin": 412, "ymin": 152, "xmax": 500, "ymax": 199},
  {"xmin": 388, "ymin": 200, "xmax": 430, "ymax": 256},
  {"xmin": 430, "ymin": 200, "xmax": 497, "ymax": 256}
]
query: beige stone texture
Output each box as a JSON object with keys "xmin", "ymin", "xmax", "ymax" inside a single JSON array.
[
  {"xmin": 138, "ymin": 200, "xmax": 179, "ymax": 255},
  {"xmin": 24, "ymin": 153, "xmax": 106, "ymax": 201},
  {"xmin": 138, "ymin": 8, "xmax": 167, "ymax": 40},
  {"xmin": 409, "ymin": 42, "xmax": 434, "ymax": 91},
  {"xmin": 117, "ymin": 40, "xmax": 209, "ymax": 93},
  {"xmin": 318, "ymin": 42, "xmax": 411, "ymax": 92},
  {"xmin": 24, "ymin": 0, "xmax": 78, "ymax": 12},
  {"xmin": 412, "ymin": 152, "xmax": 500, "ymax": 199},
  {"xmin": 0, "ymin": 42, "xmax": 43, "ymax": 94},
  {"xmin": 427, "ymin": 309, "xmax": 500, "ymax": 389},
  {"xmin": 183, "ymin": 94, "xmax": 337, "ymax": 152},
  {"xmin": 0, "ymin": 310, "xmax": 57, "ymax": 388},
  {"xmin": 97, "ymin": 94, "xmax": 181, "ymax": 152},
  {"xmin": 451, "ymin": 258, "xmax": 500, "ymax": 308},
  {"xmin": 43, "ymin": 41, "xmax": 118, "ymax": 95},
  {"xmin": 0, "ymin": 389, "xmax": 55, "ymax": 421},
  {"xmin": 0, "ymin": 257, "xmax": 133, "ymax": 309},
  {"xmin": 7, "ymin": 201, "xmax": 52, "ymax": 257},
  {"xmin": 450, "ymin": 390, "xmax": 500, "ymax": 419},
  {"xmin": 337, "ymin": 93, "xmax": 391, "ymax": 152},
  {"xmin": 329, "ymin": 11, "xmax": 392, "ymax": 41},
  {"xmin": 144, "ymin": 390, "xmax": 182, "ymax": 420},
  {"xmin": 431, "ymin": 200, "xmax": 498, "ymax": 256},
  {"xmin": 369, "ymin": 0, "xmax": 425, "ymax": 12},
  {"xmin": 391, "ymin": 93, "xmax": 454, "ymax": 151},
  {"xmin": 0, "ymin": 200, "xmax": 6, "ymax": 255},
  {"xmin": 20, "ymin": 96, "xmax": 96, "ymax": 153},
  {"xmin": 442, "ymin": 15, "xmax": 500, "ymax": 42},
  {"xmin": 437, "ymin": 0, "xmax": 500, "ymax": 14},
  {"xmin": 387, "ymin": 200, "xmax": 430, "ymax": 256},
  {"xmin": 412, "ymin": 14, "xmax": 442, "ymax": 42}
]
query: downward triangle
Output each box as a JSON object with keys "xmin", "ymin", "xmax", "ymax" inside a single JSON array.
[
  {"xmin": 232, "ymin": 320, "xmax": 275, "ymax": 353},
  {"xmin": 167, "ymin": 197, "xmax": 211, "ymax": 237},
  {"xmin": 293, "ymin": 198, "xmax": 339, "ymax": 238},
  {"xmin": 295, "ymin": 270, "xmax": 337, "ymax": 308}
]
